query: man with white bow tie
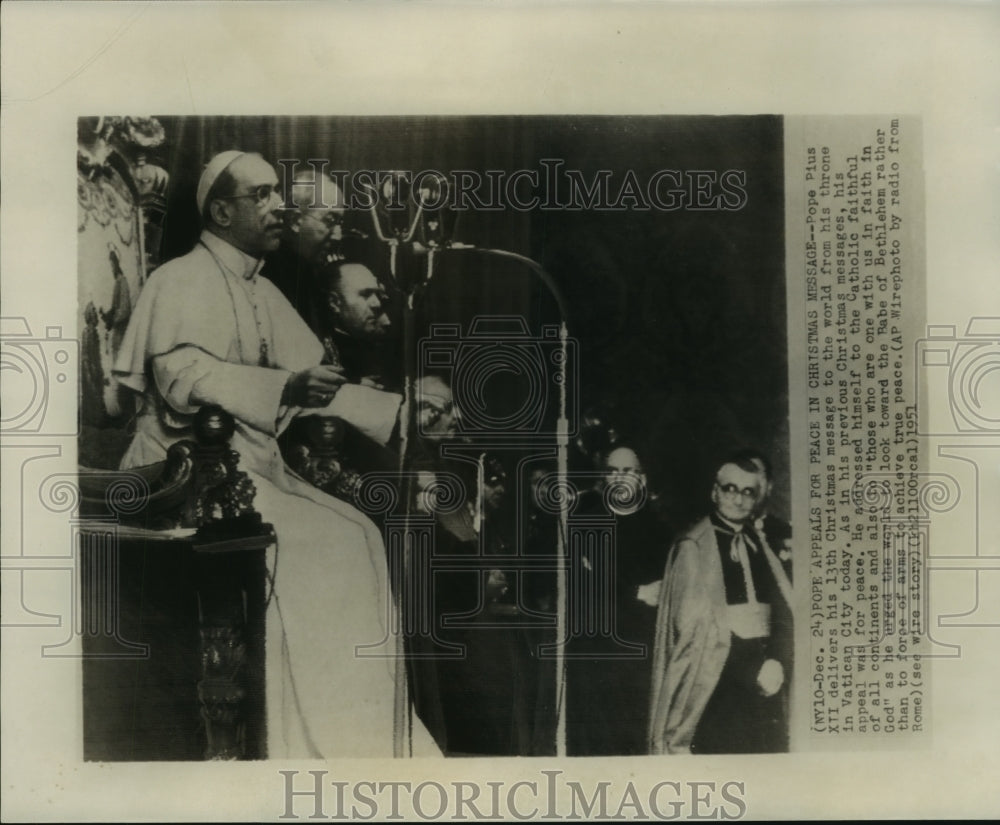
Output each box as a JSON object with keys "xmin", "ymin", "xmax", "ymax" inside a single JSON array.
[{"xmin": 648, "ymin": 454, "xmax": 793, "ymax": 755}]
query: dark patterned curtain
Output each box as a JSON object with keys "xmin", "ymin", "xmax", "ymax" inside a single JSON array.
[
  {"xmin": 148, "ymin": 115, "xmax": 788, "ymax": 524},
  {"xmin": 154, "ymin": 115, "xmax": 533, "ymax": 263}
]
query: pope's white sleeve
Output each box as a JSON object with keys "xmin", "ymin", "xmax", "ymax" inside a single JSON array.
[
  {"xmin": 151, "ymin": 346, "xmax": 292, "ymax": 434},
  {"xmin": 304, "ymin": 384, "xmax": 403, "ymax": 446}
]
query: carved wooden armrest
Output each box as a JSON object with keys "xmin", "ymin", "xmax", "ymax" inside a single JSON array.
[
  {"xmin": 78, "ymin": 404, "xmax": 275, "ymax": 761},
  {"xmin": 281, "ymin": 415, "xmax": 364, "ymax": 500},
  {"xmin": 79, "ymin": 405, "xmax": 259, "ymax": 530}
]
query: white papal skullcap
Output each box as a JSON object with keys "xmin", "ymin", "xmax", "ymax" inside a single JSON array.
[{"xmin": 196, "ymin": 150, "xmax": 246, "ymax": 215}]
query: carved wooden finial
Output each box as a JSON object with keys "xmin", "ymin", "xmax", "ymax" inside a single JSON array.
[{"xmin": 193, "ymin": 404, "xmax": 236, "ymax": 446}]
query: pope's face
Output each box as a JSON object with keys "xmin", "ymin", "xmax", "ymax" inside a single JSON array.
[
  {"xmin": 224, "ymin": 154, "xmax": 284, "ymax": 256},
  {"xmin": 711, "ymin": 462, "xmax": 763, "ymax": 524}
]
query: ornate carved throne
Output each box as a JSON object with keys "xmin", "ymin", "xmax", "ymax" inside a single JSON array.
[{"xmin": 76, "ymin": 117, "xmax": 272, "ymax": 760}]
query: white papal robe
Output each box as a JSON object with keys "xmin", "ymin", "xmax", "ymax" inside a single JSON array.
[{"xmin": 114, "ymin": 230, "xmax": 437, "ymax": 758}]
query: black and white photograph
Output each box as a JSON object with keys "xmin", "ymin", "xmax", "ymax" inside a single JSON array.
[
  {"xmin": 74, "ymin": 114, "xmax": 791, "ymax": 761},
  {"xmin": 2, "ymin": 2, "xmax": 998, "ymax": 822}
]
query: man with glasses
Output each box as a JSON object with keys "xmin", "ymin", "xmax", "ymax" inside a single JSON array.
[
  {"xmin": 114, "ymin": 150, "xmax": 438, "ymax": 758},
  {"xmin": 733, "ymin": 447, "xmax": 794, "ymax": 582},
  {"xmin": 648, "ymin": 453, "xmax": 793, "ymax": 754}
]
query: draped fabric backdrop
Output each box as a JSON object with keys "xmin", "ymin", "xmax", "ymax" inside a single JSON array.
[{"xmin": 153, "ymin": 115, "xmax": 788, "ymax": 527}]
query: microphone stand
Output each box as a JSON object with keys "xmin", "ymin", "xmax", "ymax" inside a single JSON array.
[
  {"xmin": 368, "ymin": 180, "xmax": 432, "ymax": 758},
  {"xmin": 368, "ymin": 189, "xmax": 571, "ymax": 759}
]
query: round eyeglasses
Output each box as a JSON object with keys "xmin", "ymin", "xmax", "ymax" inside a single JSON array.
[
  {"xmin": 715, "ymin": 482, "xmax": 759, "ymax": 501},
  {"xmin": 301, "ymin": 210, "xmax": 345, "ymax": 230},
  {"xmin": 217, "ymin": 183, "xmax": 282, "ymax": 208}
]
